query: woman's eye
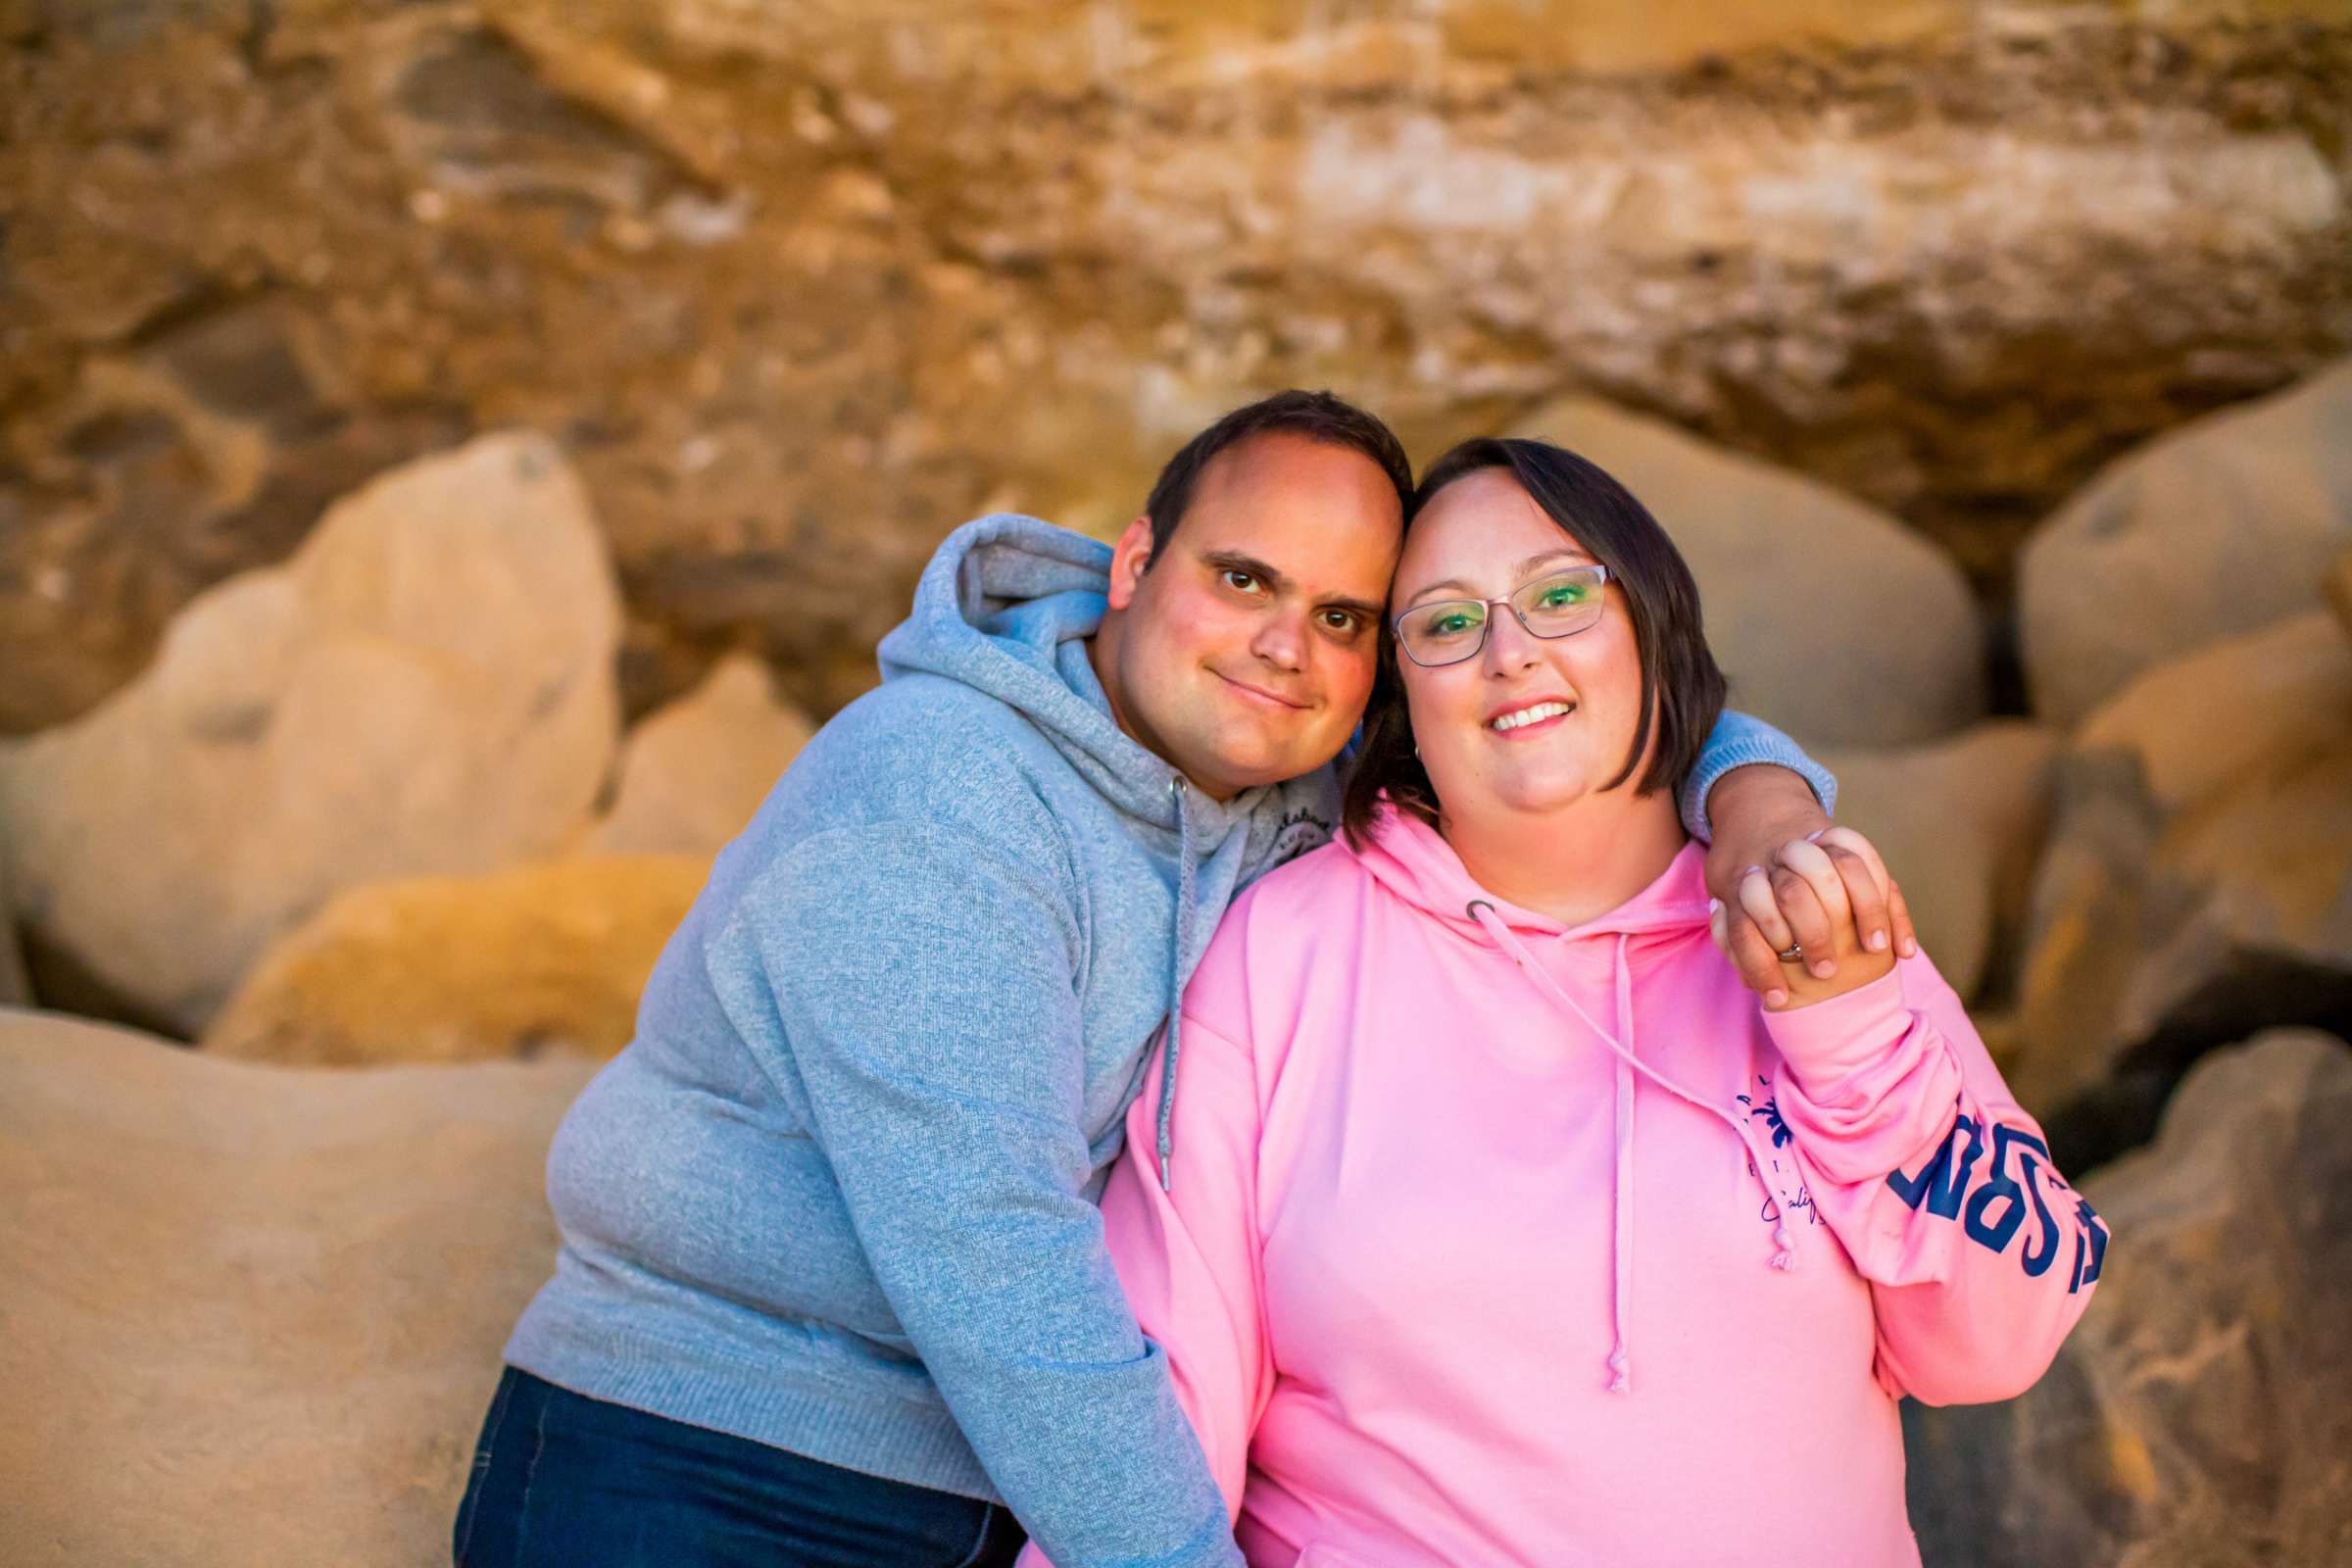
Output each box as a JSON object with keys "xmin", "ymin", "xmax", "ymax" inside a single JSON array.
[{"xmin": 1541, "ymin": 584, "xmax": 1588, "ymax": 608}]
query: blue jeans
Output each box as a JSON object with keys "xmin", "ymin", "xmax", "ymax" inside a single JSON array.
[{"xmin": 453, "ymin": 1368, "xmax": 1027, "ymax": 1568}]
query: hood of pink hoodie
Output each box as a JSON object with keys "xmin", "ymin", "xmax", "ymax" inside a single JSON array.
[
  {"xmin": 1347, "ymin": 802, "xmax": 1808, "ymax": 1394},
  {"xmin": 1348, "ymin": 801, "xmax": 1717, "ymax": 951}
]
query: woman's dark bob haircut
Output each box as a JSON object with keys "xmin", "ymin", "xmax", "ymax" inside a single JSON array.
[{"xmin": 1342, "ymin": 437, "xmax": 1727, "ymax": 848}]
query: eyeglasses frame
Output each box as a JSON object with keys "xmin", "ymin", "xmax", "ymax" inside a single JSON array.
[{"xmin": 1390, "ymin": 564, "xmax": 1614, "ymax": 668}]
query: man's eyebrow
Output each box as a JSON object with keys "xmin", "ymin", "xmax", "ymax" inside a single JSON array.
[{"xmin": 1200, "ymin": 549, "xmax": 1287, "ymax": 591}]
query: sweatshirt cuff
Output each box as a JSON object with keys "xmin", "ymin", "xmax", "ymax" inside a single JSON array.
[
  {"xmin": 1679, "ymin": 711, "xmax": 1839, "ymax": 843},
  {"xmin": 1760, "ymin": 965, "xmax": 1912, "ymax": 1106}
]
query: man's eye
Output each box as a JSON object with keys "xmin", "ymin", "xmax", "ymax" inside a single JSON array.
[
  {"xmin": 1221, "ymin": 569, "xmax": 1259, "ymax": 593},
  {"xmin": 1320, "ymin": 610, "xmax": 1361, "ymax": 634}
]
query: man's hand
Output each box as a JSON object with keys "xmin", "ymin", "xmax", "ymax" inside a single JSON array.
[{"xmin": 1701, "ymin": 765, "xmax": 1916, "ymax": 1009}]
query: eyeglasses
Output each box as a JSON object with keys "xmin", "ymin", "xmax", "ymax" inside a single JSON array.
[{"xmin": 1392, "ymin": 564, "xmax": 1612, "ymax": 667}]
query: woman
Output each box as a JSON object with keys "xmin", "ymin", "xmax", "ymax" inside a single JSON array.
[{"xmin": 1034, "ymin": 439, "xmax": 2108, "ymax": 1566}]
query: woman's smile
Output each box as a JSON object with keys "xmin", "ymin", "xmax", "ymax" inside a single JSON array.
[{"xmin": 1485, "ymin": 696, "xmax": 1578, "ymax": 737}]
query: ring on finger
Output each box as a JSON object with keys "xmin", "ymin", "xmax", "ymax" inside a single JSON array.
[{"xmin": 1776, "ymin": 942, "xmax": 1805, "ymax": 963}]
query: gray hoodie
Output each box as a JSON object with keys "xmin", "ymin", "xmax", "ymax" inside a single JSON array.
[{"xmin": 504, "ymin": 514, "xmax": 1830, "ymax": 1567}]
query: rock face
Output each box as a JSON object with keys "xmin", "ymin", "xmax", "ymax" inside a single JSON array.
[
  {"xmin": 0, "ymin": 1008, "xmax": 596, "ymax": 1568},
  {"xmin": 4, "ymin": 2, "xmax": 2346, "ymax": 731},
  {"xmin": 0, "ymin": 433, "xmax": 621, "ymax": 1036},
  {"xmin": 1513, "ymin": 397, "xmax": 1984, "ymax": 746},
  {"xmin": 1905, "ymin": 1029, "xmax": 2352, "ymax": 1568},
  {"xmin": 2020, "ymin": 359, "xmax": 2352, "ymax": 728},
  {"xmin": 2008, "ymin": 610, "xmax": 2352, "ymax": 1161},
  {"xmin": 576, "ymin": 653, "xmax": 812, "ymax": 858},
  {"xmin": 1818, "ymin": 722, "xmax": 2058, "ymax": 1003},
  {"xmin": 202, "ymin": 855, "xmax": 709, "ymax": 1066}
]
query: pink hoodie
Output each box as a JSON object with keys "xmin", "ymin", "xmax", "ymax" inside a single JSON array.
[{"xmin": 1025, "ymin": 806, "xmax": 2107, "ymax": 1568}]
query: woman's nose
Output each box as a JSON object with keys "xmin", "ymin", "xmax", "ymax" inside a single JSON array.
[{"xmin": 1483, "ymin": 605, "xmax": 1542, "ymax": 673}]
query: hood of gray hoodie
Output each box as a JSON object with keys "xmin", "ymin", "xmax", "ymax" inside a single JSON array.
[{"xmin": 875, "ymin": 511, "xmax": 1338, "ymax": 880}]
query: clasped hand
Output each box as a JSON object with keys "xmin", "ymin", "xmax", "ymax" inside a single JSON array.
[{"xmin": 1701, "ymin": 771, "xmax": 1913, "ymax": 1011}]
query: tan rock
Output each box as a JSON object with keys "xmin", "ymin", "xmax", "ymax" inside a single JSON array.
[
  {"xmin": 1510, "ymin": 398, "xmax": 1984, "ymax": 747},
  {"xmin": 2020, "ymin": 359, "xmax": 2352, "ymax": 728},
  {"xmin": 1905, "ymin": 1029, "xmax": 2352, "ymax": 1568},
  {"xmin": 1819, "ymin": 721, "xmax": 2059, "ymax": 1003},
  {"xmin": 2143, "ymin": 732, "xmax": 2352, "ymax": 1010},
  {"xmin": 203, "ymin": 855, "xmax": 708, "ymax": 1066},
  {"xmin": 0, "ymin": 1008, "xmax": 595, "ymax": 1568},
  {"xmin": 2007, "ymin": 752, "xmax": 2167, "ymax": 1137},
  {"xmin": 2074, "ymin": 611, "xmax": 2352, "ymax": 816},
  {"xmin": 577, "ymin": 653, "xmax": 811, "ymax": 858},
  {"xmin": 0, "ymin": 433, "xmax": 622, "ymax": 1034},
  {"xmin": 2008, "ymin": 627, "xmax": 2352, "ymax": 1150}
]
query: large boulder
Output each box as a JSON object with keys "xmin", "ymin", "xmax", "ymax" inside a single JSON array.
[
  {"xmin": 2019, "ymin": 358, "xmax": 2352, "ymax": 728},
  {"xmin": 1905, "ymin": 1029, "xmax": 2352, "ymax": 1568},
  {"xmin": 2072, "ymin": 611, "xmax": 2352, "ymax": 815},
  {"xmin": 0, "ymin": 1008, "xmax": 597, "ymax": 1568},
  {"xmin": 575, "ymin": 653, "xmax": 812, "ymax": 858},
  {"xmin": 1819, "ymin": 721, "xmax": 2058, "ymax": 1004},
  {"xmin": 2008, "ymin": 610, "xmax": 2352, "ymax": 1160},
  {"xmin": 0, "ymin": 433, "xmax": 622, "ymax": 1035},
  {"xmin": 202, "ymin": 855, "xmax": 709, "ymax": 1066},
  {"xmin": 1509, "ymin": 397, "xmax": 1984, "ymax": 747}
]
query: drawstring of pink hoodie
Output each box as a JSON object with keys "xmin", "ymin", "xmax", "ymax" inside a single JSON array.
[{"xmin": 1465, "ymin": 902, "xmax": 1803, "ymax": 1396}]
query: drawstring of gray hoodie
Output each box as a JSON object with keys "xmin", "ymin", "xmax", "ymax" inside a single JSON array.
[{"xmin": 1154, "ymin": 774, "xmax": 1195, "ymax": 1192}]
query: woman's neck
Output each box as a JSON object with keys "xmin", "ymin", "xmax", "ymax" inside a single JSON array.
[{"xmin": 1439, "ymin": 788, "xmax": 1689, "ymax": 930}]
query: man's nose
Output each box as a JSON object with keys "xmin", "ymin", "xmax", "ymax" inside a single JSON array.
[{"xmin": 1252, "ymin": 606, "xmax": 1308, "ymax": 671}]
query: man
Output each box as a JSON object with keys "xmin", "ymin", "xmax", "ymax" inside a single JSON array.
[{"xmin": 455, "ymin": 392, "xmax": 1866, "ymax": 1568}]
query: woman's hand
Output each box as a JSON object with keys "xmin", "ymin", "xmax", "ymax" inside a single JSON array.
[
  {"xmin": 1714, "ymin": 826, "xmax": 1902, "ymax": 1008},
  {"xmin": 1700, "ymin": 765, "xmax": 1914, "ymax": 1008}
]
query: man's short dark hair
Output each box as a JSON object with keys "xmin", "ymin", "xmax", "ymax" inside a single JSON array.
[
  {"xmin": 1141, "ymin": 390, "xmax": 1413, "ymax": 562},
  {"xmin": 1342, "ymin": 437, "xmax": 1728, "ymax": 846}
]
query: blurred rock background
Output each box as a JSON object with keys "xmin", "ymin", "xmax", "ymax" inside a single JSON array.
[{"xmin": 2, "ymin": 1, "xmax": 2349, "ymax": 1564}]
